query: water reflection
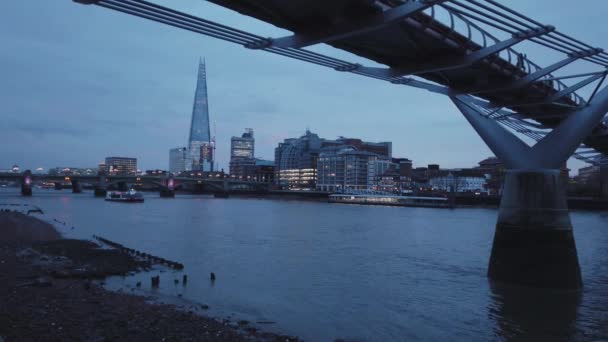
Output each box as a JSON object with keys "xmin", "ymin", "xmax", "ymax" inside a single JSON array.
[{"xmin": 489, "ymin": 282, "xmax": 581, "ymax": 342}]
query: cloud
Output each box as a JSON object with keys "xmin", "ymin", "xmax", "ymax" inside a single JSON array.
[{"xmin": 7, "ymin": 119, "xmax": 89, "ymax": 138}]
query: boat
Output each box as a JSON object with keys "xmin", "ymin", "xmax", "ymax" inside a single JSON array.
[
  {"xmin": 328, "ymin": 192, "xmax": 450, "ymax": 208},
  {"xmin": 105, "ymin": 189, "xmax": 144, "ymax": 203}
]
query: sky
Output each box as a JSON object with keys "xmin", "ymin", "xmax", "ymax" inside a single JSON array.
[{"xmin": 1, "ymin": 0, "xmax": 607, "ymax": 173}]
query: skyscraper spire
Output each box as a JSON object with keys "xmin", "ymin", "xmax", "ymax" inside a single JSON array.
[{"xmin": 186, "ymin": 58, "xmax": 214, "ymax": 171}]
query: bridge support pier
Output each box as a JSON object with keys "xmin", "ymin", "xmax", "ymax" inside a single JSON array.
[
  {"xmin": 160, "ymin": 175, "xmax": 175, "ymax": 198},
  {"xmin": 21, "ymin": 170, "xmax": 32, "ymax": 197},
  {"xmin": 601, "ymin": 165, "xmax": 608, "ymax": 199},
  {"xmin": 95, "ymin": 173, "xmax": 107, "ymax": 197},
  {"xmin": 116, "ymin": 181, "xmax": 128, "ymax": 192},
  {"xmin": 160, "ymin": 188, "xmax": 175, "ymax": 198},
  {"xmin": 54, "ymin": 182, "xmax": 62, "ymax": 191},
  {"xmin": 452, "ymin": 89, "xmax": 608, "ymax": 289},
  {"xmin": 94, "ymin": 187, "xmax": 107, "ymax": 197},
  {"xmin": 72, "ymin": 179, "xmax": 82, "ymax": 194},
  {"xmin": 489, "ymin": 170, "xmax": 581, "ymax": 289}
]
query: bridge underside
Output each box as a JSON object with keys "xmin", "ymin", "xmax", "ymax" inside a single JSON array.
[{"xmin": 209, "ymin": 0, "xmax": 608, "ymax": 156}]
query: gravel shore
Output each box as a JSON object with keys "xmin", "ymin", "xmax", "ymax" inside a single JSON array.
[{"xmin": 0, "ymin": 211, "xmax": 299, "ymax": 342}]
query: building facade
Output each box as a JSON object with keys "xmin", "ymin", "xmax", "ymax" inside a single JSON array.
[
  {"xmin": 186, "ymin": 59, "xmax": 214, "ymax": 172},
  {"xmin": 253, "ymin": 159, "xmax": 275, "ymax": 183},
  {"xmin": 104, "ymin": 157, "xmax": 137, "ymax": 175},
  {"xmin": 169, "ymin": 147, "xmax": 188, "ymax": 175},
  {"xmin": 274, "ymin": 130, "xmax": 324, "ymax": 190},
  {"xmin": 230, "ymin": 128, "xmax": 255, "ymax": 179},
  {"xmin": 317, "ymin": 147, "xmax": 379, "ymax": 192},
  {"xmin": 367, "ymin": 159, "xmax": 395, "ymax": 190},
  {"xmin": 429, "ymin": 170, "xmax": 489, "ymax": 193}
]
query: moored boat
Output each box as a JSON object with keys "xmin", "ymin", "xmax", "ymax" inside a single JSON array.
[{"xmin": 329, "ymin": 193, "xmax": 450, "ymax": 208}]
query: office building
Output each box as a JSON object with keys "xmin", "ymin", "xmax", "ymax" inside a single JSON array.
[
  {"xmin": 323, "ymin": 137, "xmax": 392, "ymax": 158},
  {"xmin": 317, "ymin": 146, "xmax": 380, "ymax": 192},
  {"xmin": 367, "ymin": 159, "xmax": 395, "ymax": 190},
  {"xmin": 230, "ymin": 128, "xmax": 255, "ymax": 179},
  {"xmin": 104, "ymin": 157, "xmax": 137, "ymax": 175},
  {"xmin": 186, "ymin": 59, "xmax": 214, "ymax": 172},
  {"xmin": 275, "ymin": 130, "xmax": 394, "ymax": 191},
  {"xmin": 169, "ymin": 147, "xmax": 188, "ymax": 175},
  {"xmin": 274, "ymin": 130, "xmax": 323, "ymax": 190},
  {"xmin": 231, "ymin": 128, "xmax": 254, "ymax": 159}
]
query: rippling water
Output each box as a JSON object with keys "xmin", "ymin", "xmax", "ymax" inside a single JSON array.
[{"xmin": 2, "ymin": 189, "xmax": 608, "ymax": 341}]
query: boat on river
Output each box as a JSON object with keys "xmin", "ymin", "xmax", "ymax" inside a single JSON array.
[{"xmin": 105, "ymin": 189, "xmax": 144, "ymax": 203}]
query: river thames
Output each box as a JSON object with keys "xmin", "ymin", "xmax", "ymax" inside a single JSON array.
[{"xmin": 2, "ymin": 189, "xmax": 608, "ymax": 341}]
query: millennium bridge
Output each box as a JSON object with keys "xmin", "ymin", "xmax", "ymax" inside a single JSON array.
[{"xmin": 32, "ymin": 0, "xmax": 608, "ymax": 289}]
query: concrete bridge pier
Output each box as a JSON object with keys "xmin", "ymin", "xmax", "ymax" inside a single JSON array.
[
  {"xmin": 71, "ymin": 179, "xmax": 82, "ymax": 194},
  {"xmin": 116, "ymin": 181, "xmax": 128, "ymax": 192},
  {"xmin": 94, "ymin": 173, "xmax": 107, "ymax": 197},
  {"xmin": 160, "ymin": 176, "xmax": 175, "ymax": 198},
  {"xmin": 601, "ymin": 165, "xmax": 608, "ymax": 199},
  {"xmin": 453, "ymin": 89, "xmax": 608, "ymax": 289},
  {"xmin": 21, "ymin": 170, "xmax": 33, "ymax": 197},
  {"xmin": 54, "ymin": 182, "xmax": 62, "ymax": 191},
  {"xmin": 489, "ymin": 170, "xmax": 581, "ymax": 288}
]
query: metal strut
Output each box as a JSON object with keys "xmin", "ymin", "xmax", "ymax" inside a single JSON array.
[{"xmin": 452, "ymin": 83, "xmax": 608, "ymax": 169}]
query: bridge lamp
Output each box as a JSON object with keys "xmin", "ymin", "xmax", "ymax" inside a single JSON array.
[
  {"xmin": 65, "ymin": 177, "xmax": 71, "ymax": 181},
  {"xmin": 24, "ymin": 177, "xmax": 32, "ymax": 186}
]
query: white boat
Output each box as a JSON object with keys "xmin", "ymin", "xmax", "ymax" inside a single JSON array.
[
  {"xmin": 105, "ymin": 189, "xmax": 144, "ymax": 203},
  {"xmin": 329, "ymin": 193, "xmax": 450, "ymax": 208}
]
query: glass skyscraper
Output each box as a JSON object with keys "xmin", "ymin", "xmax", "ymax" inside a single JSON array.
[{"xmin": 186, "ymin": 59, "xmax": 214, "ymax": 171}]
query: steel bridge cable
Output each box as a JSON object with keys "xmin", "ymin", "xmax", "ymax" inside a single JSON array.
[
  {"xmin": 118, "ymin": 0, "xmax": 262, "ymax": 42},
  {"xmin": 449, "ymin": 1, "xmax": 608, "ymax": 66},
  {"xmin": 440, "ymin": 4, "xmax": 517, "ymax": 34},
  {"xmin": 436, "ymin": 6, "xmax": 584, "ymax": 104},
  {"xmin": 484, "ymin": 0, "xmax": 607, "ymax": 56},
  {"xmin": 464, "ymin": 0, "xmax": 536, "ymax": 30},
  {"xmin": 274, "ymin": 48, "xmax": 348, "ymax": 68},
  {"xmin": 101, "ymin": 0, "xmax": 351, "ymax": 70},
  {"xmin": 480, "ymin": 0, "xmax": 608, "ymax": 63},
  {"xmin": 121, "ymin": 0, "xmax": 363, "ymax": 68},
  {"xmin": 99, "ymin": 1, "xmax": 252, "ymax": 44},
  {"xmin": 264, "ymin": 48, "xmax": 343, "ymax": 69},
  {"xmin": 450, "ymin": 0, "xmax": 525, "ymax": 33}
]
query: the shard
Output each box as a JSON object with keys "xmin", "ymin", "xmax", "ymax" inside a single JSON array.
[{"xmin": 186, "ymin": 59, "xmax": 214, "ymax": 171}]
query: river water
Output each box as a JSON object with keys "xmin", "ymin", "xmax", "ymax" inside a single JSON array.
[{"xmin": 2, "ymin": 189, "xmax": 608, "ymax": 341}]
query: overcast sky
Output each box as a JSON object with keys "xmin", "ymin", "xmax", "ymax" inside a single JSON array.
[{"xmin": 1, "ymin": 0, "xmax": 606, "ymax": 173}]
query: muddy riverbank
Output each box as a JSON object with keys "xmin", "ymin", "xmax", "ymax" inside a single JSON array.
[{"xmin": 0, "ymin": 211, "xmax": 299, "ymax": 342}]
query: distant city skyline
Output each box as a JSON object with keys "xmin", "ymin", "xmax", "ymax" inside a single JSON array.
[{"xmin": 2, "ymin": 0, "xmax": 604, "ymax": 173}]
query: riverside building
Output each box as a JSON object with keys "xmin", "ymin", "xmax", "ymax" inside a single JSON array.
[
  {"xmin": 274, "ymin": 130, "xmax": 394, "ymax": 191},
  {"xmin": 229, "ymin": 128, "xmax": 256, "ymax": 179},
  {"xmin": 104, "ymin": 157, "xmax": 137, "ymax": 175}
]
